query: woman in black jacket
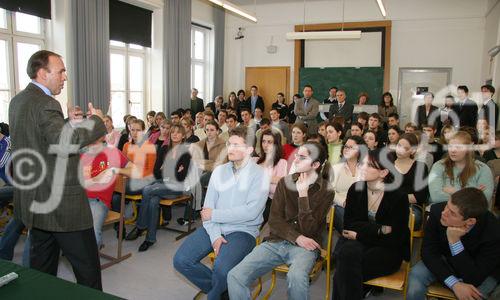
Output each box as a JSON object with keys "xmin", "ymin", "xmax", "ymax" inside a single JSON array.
[{"xmin": 332, "ymin": 150, "xmax": 410, "ymax": 300}]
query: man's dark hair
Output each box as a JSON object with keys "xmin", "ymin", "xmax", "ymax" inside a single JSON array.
[
  {"xmin": 131, "ymin": 119, "xmax": 146, "ymax": 130},
  {"xmin": 147, "ymin": 111, "xmax": 156, "ymax": 118},
  {"xmin": 369, "ymin": 113, "xmax": 382, "ymax": 121},
  {"xmin": 302, "ymin": 141, "xmax": 327, "ymax": 167},
  {"xmin": 240, "ymin": 107, "xmax": 252, "ymax": 116},
  {"xmin": 237, "ymin": 89, "xmax": 245, "ymax": 97},
  {"xmin": 0, "ymin": 122, "xmax": 9, "ymax": 136},
  {"xmin": 388, "ymin": 112, "xmax": 399, "ymax": 120},
  {"xmin": 358, "ymin": 112, "xmax": 369, "ymax": 121},
  {"xmin": 304, "ymin": 84, "xmax": 313, "ymax": 91},
  {"xmin": 229, "ymin": 126, "xmax": 252, "ymax": 146},
  {"xmin": 227, "ymin": 114, "xmax": 238, "ymax": 122},
  {"xmin": 482, "ymin": 84, "xmax": 495, "ymax": 95},
  {"xmin": 218, "ymin": 109, "xmax": 228, "ymax": 117},
  {"xmin": 251, "ymin": 85, "xmax": 258, "ymax": 90},
  {"xmin": 260, "ymin": 118, "xmax": 271, "ymax": 126},
  {"xmin": 27, "ymin": 50, "xmax": 62, "ymax": 79},
  {"xmin": 451, "ymin": 187, "xmax": 488, "ymax": 219},
  {"xmin": 457, "ymin": 85, "xmax": 469, "ymax": 94},
  {"xmin": 329, "ymin": 86, "xmax": 338, "ymax": 91},
  {"xmin": 171, "ymin": 110, "xmax": 182, "ymax": 118}
]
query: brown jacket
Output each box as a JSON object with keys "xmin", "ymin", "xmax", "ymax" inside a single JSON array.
[
  {"xmin": 266, "ymin": 173, "xmax": 334, "ymax": 246},
  {"xmin": 190, "ymin": 136, "xmax": 227, "ymax": 172}
]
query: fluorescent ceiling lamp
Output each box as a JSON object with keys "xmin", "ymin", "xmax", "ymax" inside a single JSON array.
[
  {"xmin": 376, "ymin": 0, "xmax": 386, "ymax": 17},
  {"xmin": 208, "ymin": 0, "xmax": 257, "ymax": 23},
  {"xmin": 286, "ymin": 30, "xmax": 362, "ymax": 40}
]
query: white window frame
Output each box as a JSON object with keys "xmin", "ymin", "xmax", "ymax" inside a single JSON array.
[
  {"xmin": 0, "ymin": 9, "xmax": 45, "ymax": 123},
  {"xmin": 109, "ymin": 41, "xmax": 149, "ymax": 121},
  {"xmin": 191, "ymin": 24, "xmax": 212, "ymax": 102}
]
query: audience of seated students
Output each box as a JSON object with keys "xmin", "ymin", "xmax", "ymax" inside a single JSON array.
[
  {"xmin": 194, "ymin": 111, "xmax": 205, "ymax": 131},
  {"xmin": 228, "ymin": 142, "xmax": 333, "ymax": 300},
  {"xmin": 196, "ymin": 111, "xmax": 216, "ymax": 140},
  {"xmin": 318, "ymin": 121, "xmax": 328, "ymax": 140},
  {"xmin": 330, "ymin": 135, "xmax": 364, "ymax": 232},
  {"xmin": 368, "ymin": 113, "xmax": 388, "ymax": 146},
  {"xmin": 415, "ymin": 92, "xmax": 440, "ymax": 130},
  {"xmin": 378, "ymin": 92, "xmax": 397, "ymax": 129},
  {"xmin": 439, "ymin": 124, "xmax": 456, "ymax": 147},
  {"xmin": 407, "ymin": 187, "xmax": 500, "ymax": 300},
  {"xmin": 81, "ymin": 136, "xmax": 131, "ymax": 248},
  {"xmin": 269, "ymin": 108, "xmax": 290, "ymax": 143},
  {"xmin": 173, "ymin": 126, "xmax": 270, "ymax": 300},
  {"xmin": 363, "ymin": 130, "xmax": 379, "ymax": 151},
  {"xmin": 272, "ymin": 92, "xmax": 288, "ymax": 120},
  {"xmin": 190, "ymin": 120, "xmax": 227, "ymax": 193},
  {"xmin": 227, "ymin": 91, "xmax": 240, "ymax": 117},
  {"xmin": 357, "ymin": 111, "xmax": 369, "ymax": 131},
  {"xmin": 347, "ymin": 122, "xmax": 364, "ymax": 138},
  {"xmin": 149, "ymin": 119, "xmax": 171, "ymax": 151},
  {"xmin": 240, "ymin": 107, "xmax": 256, "ymax": 130},
  {"xmin": 180, "ymin": 116, "xmax": 200, "ymax": 144},
  {"xmin": 421, "ymin": 123, "xmax": 444, "ymax": 163},
  {"xmin": 387, "ymin": 125, "xmax": 402, "ymax": 152},
  {"xmin": 253, "ymin": 129, "xmax": 288, "ymax": 226},
  {"xmin": 453, "ymin": 85, "xmax": 479, "ymax": 128},
  {"xmin": 145, "ymin": 110, "xmax": 156, "ymax": 133},
  {"xmin": 212, "ymin": 95, "xmax": 225, "ymax": 118},
  {"xmin": 118, "ymin": 115, "xmax": 137, "ymax": 151},
  {"xmin": 217, "ymin": 109, "xmax": 228, "ymax": 133},
  {"xmin": 287, "ymin": 93, "xmax": 300, "ymax": 124},
  {"xmin": 226, "ymin": 114, "xmax": 239, "ymax": 131},
  {"xmin": 479, "ymin": 84, "xmax": 499, "ymax": 129},
  {"xmin": 103, "ymin": 115, "xmax": 121, "ymax": 148},
  {"xmin": 253, "ymin": 107, "xmax": 263, "ymax": 128},
  {"xmin": 255, "ymin": 119, "xmax": 285, "ymax": 156},
  {"xmin": 414, "ymin": 131, "xmax": 435, "ymax": 170},
  {"xmin": 387, "ymin": 112, "xmax": 400, "ymax": 128},
  {"xmin": 428, "ymin": 131, "xmax": 494, "ymax": 206},
  {"xmin": 394, "ymin": 133, "xmax": 429, "ymax": 230},
  {"xmin": 326, "ymin": 122, "xmax": 344, "ymax": 165},
  {"xmin": 332, "ymin": 150, "xmax": 410, "ymax": 300},
  {"xmin": 404, "ymin": 122, "xmax": 418, "ymax": 134},
  {"xmin": 170, "ymin": 110, "xmax": 182, "ymax": 124},
  {"xmin": 483, "ymin": 130, "xmax": 500, "ymax": 162},
  {"xmin": 126, "ymin": 124, "xmax": 192, "ymax": 251},
  {"xmin": 283, "ymin": 123, "xmax": 307, "ymax": 161},
  {"xmin": 307, "ymin": 133, "xmax": 327, "ymax": 149}
]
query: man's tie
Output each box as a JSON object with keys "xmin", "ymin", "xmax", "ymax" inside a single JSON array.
[
  {"xmin": 304, "ymin": 99, "xmax": 308, "ymax": 109},
  {"xmin": 339, "ymin": 103, "xmax": 343, "ymax": 111}
]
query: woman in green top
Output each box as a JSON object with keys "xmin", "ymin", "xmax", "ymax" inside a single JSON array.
[
  {"xmin": 326, "ymin": 122, "xmax": 344, "ymax": 165},
  {"xmin": 428, "ymin": 131, "xmax": 494, "ymax": 206}
]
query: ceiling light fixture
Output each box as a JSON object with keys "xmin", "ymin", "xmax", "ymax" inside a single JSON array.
[
  {"xmin": 286, "ymin": 0, "xmax": 361, "ymax": 40},
  {"xmin": 376, "ymin": 0, "xmax": 387, "ymax": 17},
  {"xmin": 208, "ymin": 0, "xmax": 257, "ymax": 23}
]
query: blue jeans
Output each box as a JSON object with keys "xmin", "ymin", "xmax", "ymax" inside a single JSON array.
[
  {"xmin": 136, "ymin": 180, "xmax": 183, "ymax": 242},
  {"xmin": 334, "ymin": 205, "xmax": 345, "ymax": 233},
  {"xmin": 88, "ymin": 198, "xmax": 109, "ymax": 248},
  {"xmin": 228, "ymin": 240, "xmax": 318, "ymax": 300},
  {"xmin": 407, "ymin": 260, "xmax": 497, "ymax": 300},
  {"xmin": 173, "ymin": 227, "xmax": 255, "ymax": 300},
  {"xmin": 0, "ymin": 217, "xmax": 30, "ymax": 267}
]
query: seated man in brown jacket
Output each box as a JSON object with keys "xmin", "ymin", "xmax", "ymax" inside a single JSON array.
[{"xmin": 227, "ymin": 142, "xmax": 334, "ymax": 300}]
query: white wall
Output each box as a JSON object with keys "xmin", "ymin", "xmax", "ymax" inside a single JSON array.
[
  {"xmin": 482, "ymin": 0, "xmax": 500, "ymax": 92},
  {"xmin": 223, "ymin": 0, "xmax": 489, "ymax": 104}
]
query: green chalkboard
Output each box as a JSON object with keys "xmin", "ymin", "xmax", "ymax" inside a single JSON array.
[{"xmin": 299, "ymin": 67, "xmax": 384, "ymax": 105}]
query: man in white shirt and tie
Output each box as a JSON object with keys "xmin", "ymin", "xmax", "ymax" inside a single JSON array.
[{"xmin": 328, "ymin": 89, "xmax": 354, "ymax": 125}]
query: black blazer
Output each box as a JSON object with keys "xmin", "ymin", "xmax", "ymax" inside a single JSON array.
[
  {"xmin": 245, "ymin": 96, "xmax": 265, "ymax": 113},
  {"xmin": 452, "ymin": 99, "xmax": 478, "ymax": 128},
  {"xmin": 422, "ymin": 202, "xmax": 500, "ymax": 285},
  {"xmin": 415, "ymin": 105, "xmax": 440, "ymax": 129},
  {"xmin": 272, "ymin": 102, "xmax": 288, "ymax": 120},
  {"xmin": 479, "ymin": 100, "xmax": 499, "ymax": 127},
  {"xmin": 328, "ymin": 101, "xmax": 354, "ymax": 125},
  {"xmin": 344, "ymin": 181, "xmax": 410, "ymax": 261}
]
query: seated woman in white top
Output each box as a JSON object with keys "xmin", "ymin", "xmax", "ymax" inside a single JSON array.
[
  {"xmin": 253, "ymin": 129, "xmax": 287, "ymax": 226},
  {"xmin": 330, "ymin": 135, "xmax": 364, "ymax": 232}
]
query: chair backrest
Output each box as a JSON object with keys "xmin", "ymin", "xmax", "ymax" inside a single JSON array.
[
  {"xmin": 408, "ymin": 211, "xmax": 416, "ymax": 253},
  {"xmin": 325, "ymin": 206, "xmax": 335, "ymax": 258},
  {"xmin": 114, "ymin": 175, "xmax": 126, "ymax": 193}
]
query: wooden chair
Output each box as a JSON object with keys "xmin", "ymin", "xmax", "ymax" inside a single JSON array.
[
  {"xmin": 158, "ymin": 194, "xmax": 196, "ymax": 240},
  {"xmin": 426, "ymin": 282, "xmax": 457, "ymax": 299},
  {"xmin": 99, "ymin": 175, "xmax": 132, "ymax": 269},
  {"xmin": 413, "ymin": 204, "xmax": 425, "ymax": 238},
  {"xmin": 263, "ymin": 206, "xmax": 335, "ymax": 300},
  {"xmin": 363, "ymin": 212, "xmax": 416, "ymax": 300}
]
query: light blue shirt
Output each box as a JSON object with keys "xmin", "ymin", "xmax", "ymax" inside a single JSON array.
[
  {"xmin": 31, "ymin": 80, "xmax": 52, "ymax": 97},
  {"xmin": 203, "ymin": 159, "xmax": 270, "ymax": 244},
  {"xmin": 428, "ymin": 159, "xmax": 494, "ymax": 206},
  {"xmin": 251, "ymin": 95, "xmax": 257, "ymax": 113}
]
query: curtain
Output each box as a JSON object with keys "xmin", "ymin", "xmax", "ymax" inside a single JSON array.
[
  {"xmin": 69, "ymin": 0, "xmax": 110, "ymax": 114},
  {"xmin": 213, "ymin": 6, "xmax": 225, "ymax": 98},
  {"xmin": 164, "ymin": 0, "xmax": 192, "ymax": 115}
]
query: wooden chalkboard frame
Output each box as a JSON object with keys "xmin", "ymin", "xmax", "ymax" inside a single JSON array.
[{"xmin": 293, "ymin": 20, "xmax": 392, "ymax": 94}]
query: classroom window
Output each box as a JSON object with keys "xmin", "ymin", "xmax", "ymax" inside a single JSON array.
[
  {"xmin": 191, "ymin": 25, "xmax": 211, "ymax": 101},
  {"xmin": 110, "ymin": 40, "xmax": 148, "ymax": 124},
  {"xmin": 0, "ymin": 8, "xmax": 45, "ymax": 123}
]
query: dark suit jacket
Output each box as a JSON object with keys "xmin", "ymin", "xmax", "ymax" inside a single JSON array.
[
  {"xmin": 328, "ymin": 101, "xmax": 354, "ymax": 125},
  {"xmin": 245, "ymin": 96, "xmax": 265, "ymax": 114},
  {"xmin": 9, "ymin": 83, "xmax": 107, "ymax": 232},
  {"xmin": 479, "ymin": 99, "xmax": 499, "ymax": 127},
  {"xmin": 452, "ymin": 99, "xmax": 478, "ymax": 128},
  {"xmin": 415, "ymin": 105, "xmax": 440, "ymax": 128},
  {"xmin": 422, "ymin": 202, "xmax": 500, "ymax": 285},
  {"xmin": 191, "ymin": 97, "xmax": 205, "ymax": 115},
  {"xmin": 344, "ymin": 181, "xmax": 410, "ymax": 261}
]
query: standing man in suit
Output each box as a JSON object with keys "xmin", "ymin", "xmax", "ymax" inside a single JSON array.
[
  {"xmin": 191, "ymin": 88, "xmax": 205, "ymax": 116},
  {"xmin": 323, "ymin": 86, "xmax": 338, "ymax": 119},
  {"xmin": 415, "ymin": 92, "xmax": 441, "ymax": 131},
  {"xmin": 453, "ymin": 85, "xmax": 478, "ymax": 128},
  {"xmin": 8, "ymin": 50, "xmax": 107, "ymax": 289},
  {"xmin": 295, "ymin": 85, "xmax": 320, "ymax": 135},
  {"xmin": 328, "ymin": 89, "xmax": 354, "ymax": 126},
  {"xmin": 479, "ymin": 84, "xmax": 498, "ymax": 129},
  {"xmin": 247, "ymin": 85, "xmax": 265, "ymax": 115}
]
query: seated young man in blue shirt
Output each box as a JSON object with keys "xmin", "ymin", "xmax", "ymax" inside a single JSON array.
[
  {"xmin": 407, "ymin": 187, "xmax": 500, "ymax": 300},
  {"xmin": 227, "ymin": 142, "xmax": 333, "ymax": 300},
  {"xmin": 173, "ymin": 126, "xmax": 270, "ymax": 300}
]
